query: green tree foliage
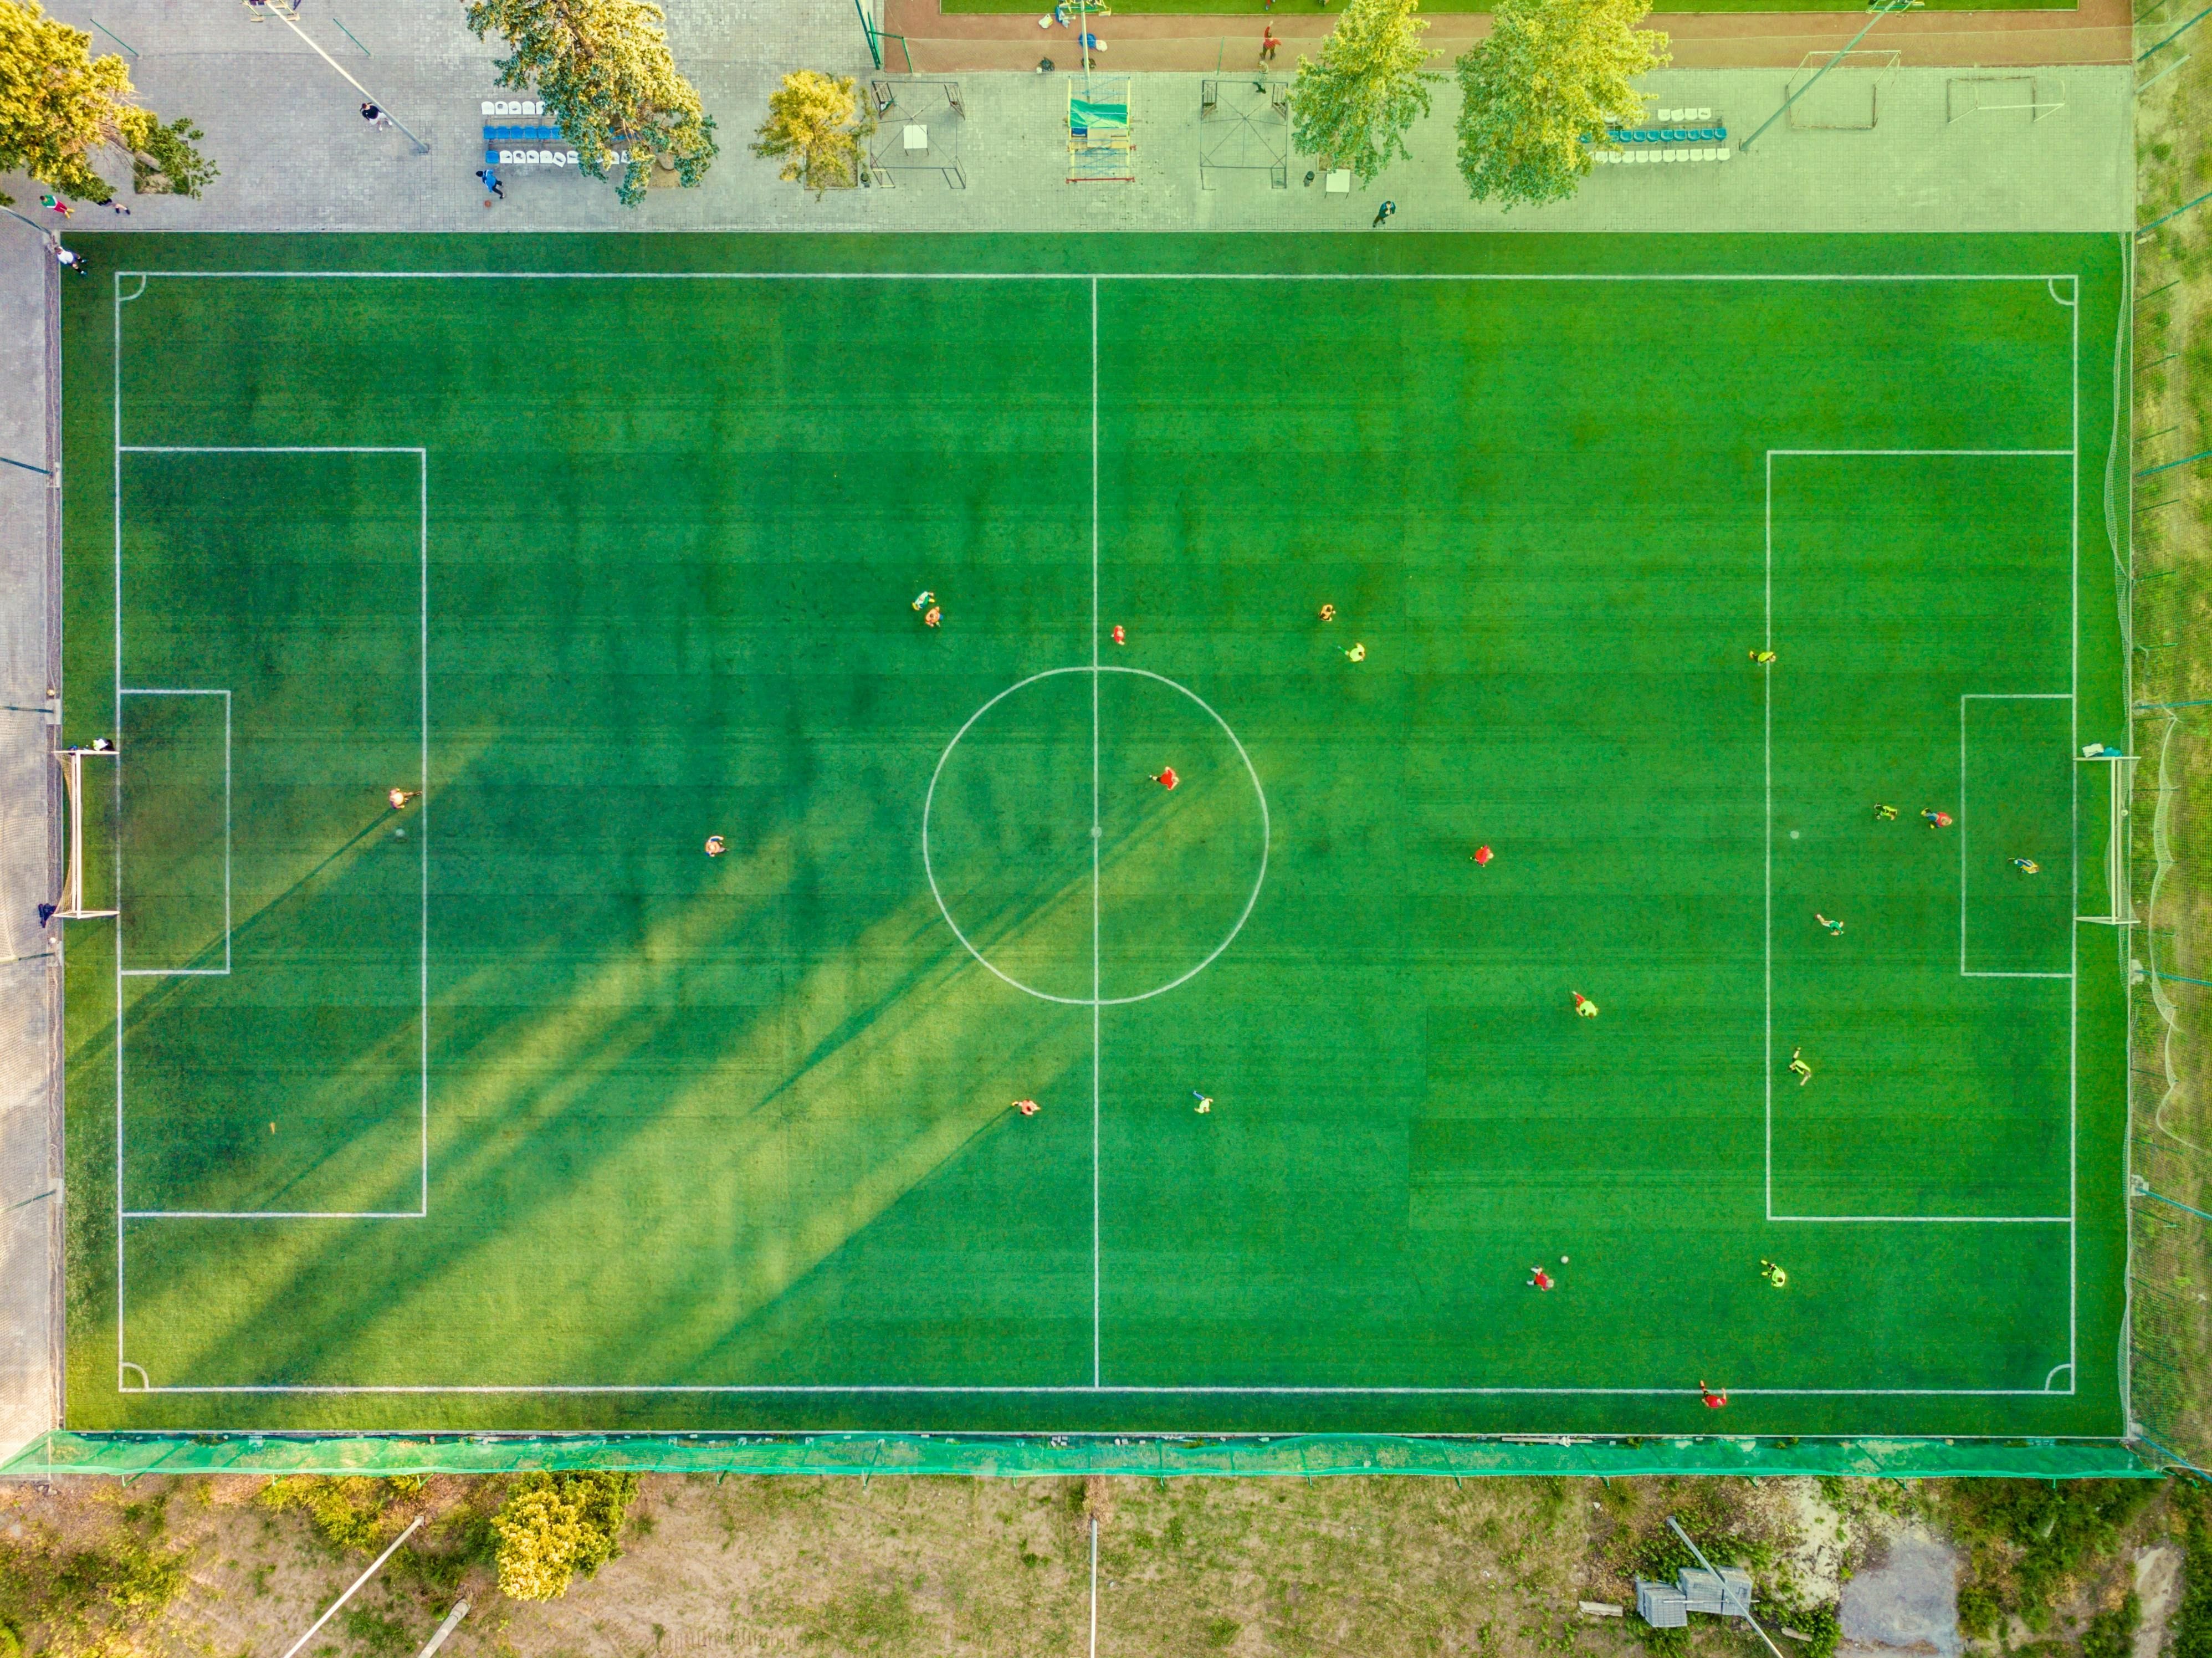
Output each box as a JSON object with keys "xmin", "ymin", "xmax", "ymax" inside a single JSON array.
[
  {"xmin": 1287, "ymin": 0, "xmax": 1440, "ymax": 186},
  {"xmin": 2174, "ymin": 1495, "xmax": 2212, "ymax": 1658},
  {"xmin": 492, "ymin": 1471, "xmax": 639, "ymax": 1601},
  {"xmin": 1451, "ymin": 0, "xmax": 1666, "ymax": 210},
  {"xmin": 257, "ymin": 1475, "xmax": 428, "ymax": 1555},
  {"xmin": 752, "ymin": 69, "xmax": 875, "ymax": 197},
  {"xmin": 0, "ymin": 0, "xmax": 214, "ymax": 204},
  {"xmin": 2081, "ymin": 1590, "xmax": 2141, "ymax": 1658},
  {"xmin": 463, "ymin": 0, "xmax": 717, "ymax": 207},
  {"xmin": 1940, "ymin": 1480, "xmax": 2163, "ymax": 1633}
]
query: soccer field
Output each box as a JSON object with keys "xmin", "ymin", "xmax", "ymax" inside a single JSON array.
[{"xmin": 59, "ymin": 233, "xmax": 2130, "ymax": 1440}]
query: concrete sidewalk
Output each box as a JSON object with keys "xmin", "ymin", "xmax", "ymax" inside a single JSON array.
[
  {"xmin": 0, "ymin": 228, "xmax": 62, "ymax": 1472},
  {"xmin": 20, "ymin": 0, "xmax": 2135, "ymax": 235}
]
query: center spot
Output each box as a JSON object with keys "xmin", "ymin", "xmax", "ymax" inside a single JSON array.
[{"xmin": 923, "ymin": 667, "xmax": 1269, "ymax": 1005}]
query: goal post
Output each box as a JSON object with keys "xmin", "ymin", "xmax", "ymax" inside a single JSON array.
[{"xmin": 48, "ymin": 745, "xmax": 117, "ymax": 922}]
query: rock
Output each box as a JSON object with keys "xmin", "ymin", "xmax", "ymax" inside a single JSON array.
[{"xmin": 1580, "ymin": 1602, "xmax": 1626, "ymax": 1619}]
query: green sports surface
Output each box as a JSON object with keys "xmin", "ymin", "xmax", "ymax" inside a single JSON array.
[{"xmin": 60, "ymin": 233, "xmax": 2130, "ymax": 1440}]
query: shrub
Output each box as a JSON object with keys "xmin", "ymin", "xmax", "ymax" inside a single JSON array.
[{"xmin": 492, "ymin": 1472, "xmax": 639, "ymax": 1601}]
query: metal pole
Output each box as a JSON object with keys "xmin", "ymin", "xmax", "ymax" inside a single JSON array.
[
  {"xmin": 1665, "ymin": 1517, "xmax": 1791, "ymax": 1658},
  {"xmin": 88, "ymin": 17, "xmax": 140, "ymax": 55},
  {"xmin": 330, "ymin": 16, "xmax": 371, "ymax": 54},
  {"xmin": 2139, "ymin": 3, "xmax": 2212, "ymax": 59},
  {"xmin": 2136, "ymin": 445, "xmax": 2212, "ymax": 477},
  {"xmin": 2139, "ymin": 186, "xmax": 2212, "ymax": 236},
  {"xmin": 416, "ymin": 1599, "xmax": 471, "ymax": 1658},
  {"xmin": 853, "ymin": 0, "xmax": 880, "ymax": 70},
  {"xmin": 279, "ymin": 1516, "xmax": 423, "ymax": 1658},
  {"xmin": 1738, "ymin": 0, "xmax": 1918, "ymax": 154},
  {"xmin": 264, "ymin": 6, "xmax": 429, "ymax": 152},
  {"xmin": 2139, "ymin": 52, "xmax": 2190, "ymax": 91}
]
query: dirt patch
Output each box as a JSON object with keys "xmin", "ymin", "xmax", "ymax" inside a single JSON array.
[{"xmin": 1840, "ymin": 1527, "xmax": 1962, "ymax": 1658}]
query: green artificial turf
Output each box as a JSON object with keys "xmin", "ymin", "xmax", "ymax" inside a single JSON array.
[{"xmin": 60, "ymin": 233, "xmax": 2129, "ymax": 1441}]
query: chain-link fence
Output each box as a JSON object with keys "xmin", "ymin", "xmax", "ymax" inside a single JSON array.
[
  {"xmin": 0, "ymin": 1430, "xmax": 2160, "ymax": 1481},
  {"xmin": 2126, "ymin": 15, "xmax": 2212, "ymax": 1477}
]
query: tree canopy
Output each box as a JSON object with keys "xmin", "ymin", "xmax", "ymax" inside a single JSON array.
[
  {"xmin": 1452, "ymin": 0, "xmax": 1666, "ymax": 210},
  {"xmin": 464, "ymin": 0, "xmax": 717, "ymax": 207},
  {"xmin": 0, "ymin": 0, "xmax": 214, "ymax": 205},
  {"xmin": 752, "ymin": 70, "xmax": 875, "ymax": 197},
  {"xmin": 491, "ymin": 1471, "xmax": 640, "ymax": 1601},
  {"xmin": 1288, "ymin": 0, "xmax": 1440, "ymax": 187}
]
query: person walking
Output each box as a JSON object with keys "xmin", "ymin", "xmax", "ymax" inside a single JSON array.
[
  {"xmin": 924, "ymin": 604, "xmax": 942, "ymax": 628},
  {"xmin": 1789, "ymin": 1046, "xmax": 1812, "ymax": 1086},
  {"xmin": 2012, "ymin": 856, "xmax": 2040, "ymax": 874},
  {"xmin": 361, "ymin": 101, "xmax": 391, "ymax": 130},
  {"xmin": 1922, "ymin": 807, "xmax": 1953, "ymax": 828},
  {"xmin": 52, "ymin": 243, "xmax": 86, "ymax": 277},
  {"xmin": 1760, "ymin": 1258, "xmax": 1788, "ymax": 1288},
  {"xmin": 387, "ymin": 788, "xmax": 417, "ymax": 810},
  {"xmin": 1344, "ymin": 642, "xmax": 1366, "ymax": 662},
  {"xmin": 705, "ymin": 835, "xmax": 726, "ymax": 857},
  {"xmin": 476, "ymin": 168, "xmax": 505, "ymax": 203},
  {"xmin": 1699, "ymin": 1380, "xmax": 1728, "ymax": 1409},
  {"xmin": 1258, "ymin": 22, "xmax": 1279, "ymax": 63},
  {"xmin": 1191, "ymin": 1089, "xmax": 1213, "ymax": 1114},
  {"xmin": 1318, "ymin": 602, "xmax": 1336, "ymax": 622},
  {"xmin": 1529, "ymin": 1265, "xmax": 1554, "ymax": 1291},
  {"xmin": 1749, "ymin": 648, "xmax": 1776, "ymax": 664},
  {"xmin": 1572, "ymin": 991, "xmax": 1599, "ymax": 1019},
  {"xmin": 1873, "ymin": 803, "xmax": 1898, "ymax": 821},
  {"xmin": 1371, "ymin": 199, "xmax": 1396, "ymax": 229},
  {"xmin": 1816, "ymin": 912, "xmax": 1844, "ymax": 935},
  {"xmin": 1153, "ymin": 765, "xmax": 1179, "ymax": 790},
  {"xmin": 1473, "ymin": 845, "xmax": 1494, "ymax": 866},
  {"xmin": 1015, "ymin": 1098, "xmax": 1040, "ymax": 1117},
  {"xmin": 1111, "ymin": 623, "xmax": 1125, "ymax": 645}
]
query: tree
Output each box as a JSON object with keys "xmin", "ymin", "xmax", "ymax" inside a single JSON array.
[
  {"xmin": 0, "ymin": 0, "xmax": 215, "ymax": 205},
  {"xmin": 752, "ymin": 70, "xmax": 875, "ymax": 197},
  {"xmin": 491, "ymin": 1471, "xmax": 639, "ymax": 1602},
  {"xmin": 1288, "ymin": 0, "xmax": 1440, "ymax": 187},
  {"xmin": 464, "ymin": 0, "xmax": 718, "ymax": 208},
  {"xmin": 1452, "ymin": 0, "xmax": 1666, "ymax": 210}
]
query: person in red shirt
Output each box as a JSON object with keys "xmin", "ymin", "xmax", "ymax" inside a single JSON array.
[
  {"xmin": 1153, "ymin": 766, "xmax": 1179, "ymax": 790},
  {"xmin": 1112, "ymin": 624, "xmax": 1125, "ymax": 645},
  {"xmin": 1014, "ymin": 1099, "xmax": 1040, "ymax": 1117},
  {"xmin": 1699, "ymin": 1380, "xmax": 1728, "ymax": 1409},
  {"xmin": 1529, "ymin": 1266, "xmax": 1554, "ymax": 1291},
  {"xmin": 1922, "ymin": 807, "xmax": 1952, "ymax": 828},
  {"xmin": 1473, "ymin": 845, "xmax": 1494, "ymax": 866}
]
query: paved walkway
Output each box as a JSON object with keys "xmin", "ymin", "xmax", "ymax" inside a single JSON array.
[
  {"xmin": 20, "ymin": 0, "xmax": 2133, "ymax": 234},
  {"xmin": 0, "ymin": 229, "xmax": 62, "ymax": 1472}
]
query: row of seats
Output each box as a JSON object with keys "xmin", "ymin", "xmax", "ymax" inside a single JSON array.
[
  {"xmin": 480, "ymin": 99, "xmax": 546, "ymax": 115},
  {"xmin": 1596, "ymin": 146, "xmax": 1730, "ymax": 163},
  {"xmin": 1601, "ymin": 126, "xmax": 1729, "ymax": 144},
  {"xmin": 486, "ymin": 147, "xmax": 584, "ymax": 166},
  {"xmin": 484, "ymin": 124, "xmax": 565, "ymax": 142}
]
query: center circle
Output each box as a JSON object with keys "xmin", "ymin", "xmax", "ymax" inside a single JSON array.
[{"xmin": 922, "ymin": 666, "xmax": 1270, "ymax": 1005}]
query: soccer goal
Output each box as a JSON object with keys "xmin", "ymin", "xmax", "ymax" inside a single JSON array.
[
  {"xmin": 2078, "ymin": 743, "xmax": 2137, "ymax": 926},
  {"xmin": 49, "ymin": 745, "xmax": 117, "ymax": 921},
  {"xmin": 1945, "ymin": 74, "xmax": 2066, "ymax": 125},
  {"xmin": 1785, "ymin": 49, "xmax": 1900, "ymax": 131},
  {"xmin": 1199, "ymin": 78, "xmax": 1290, "ymax": 190}
]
